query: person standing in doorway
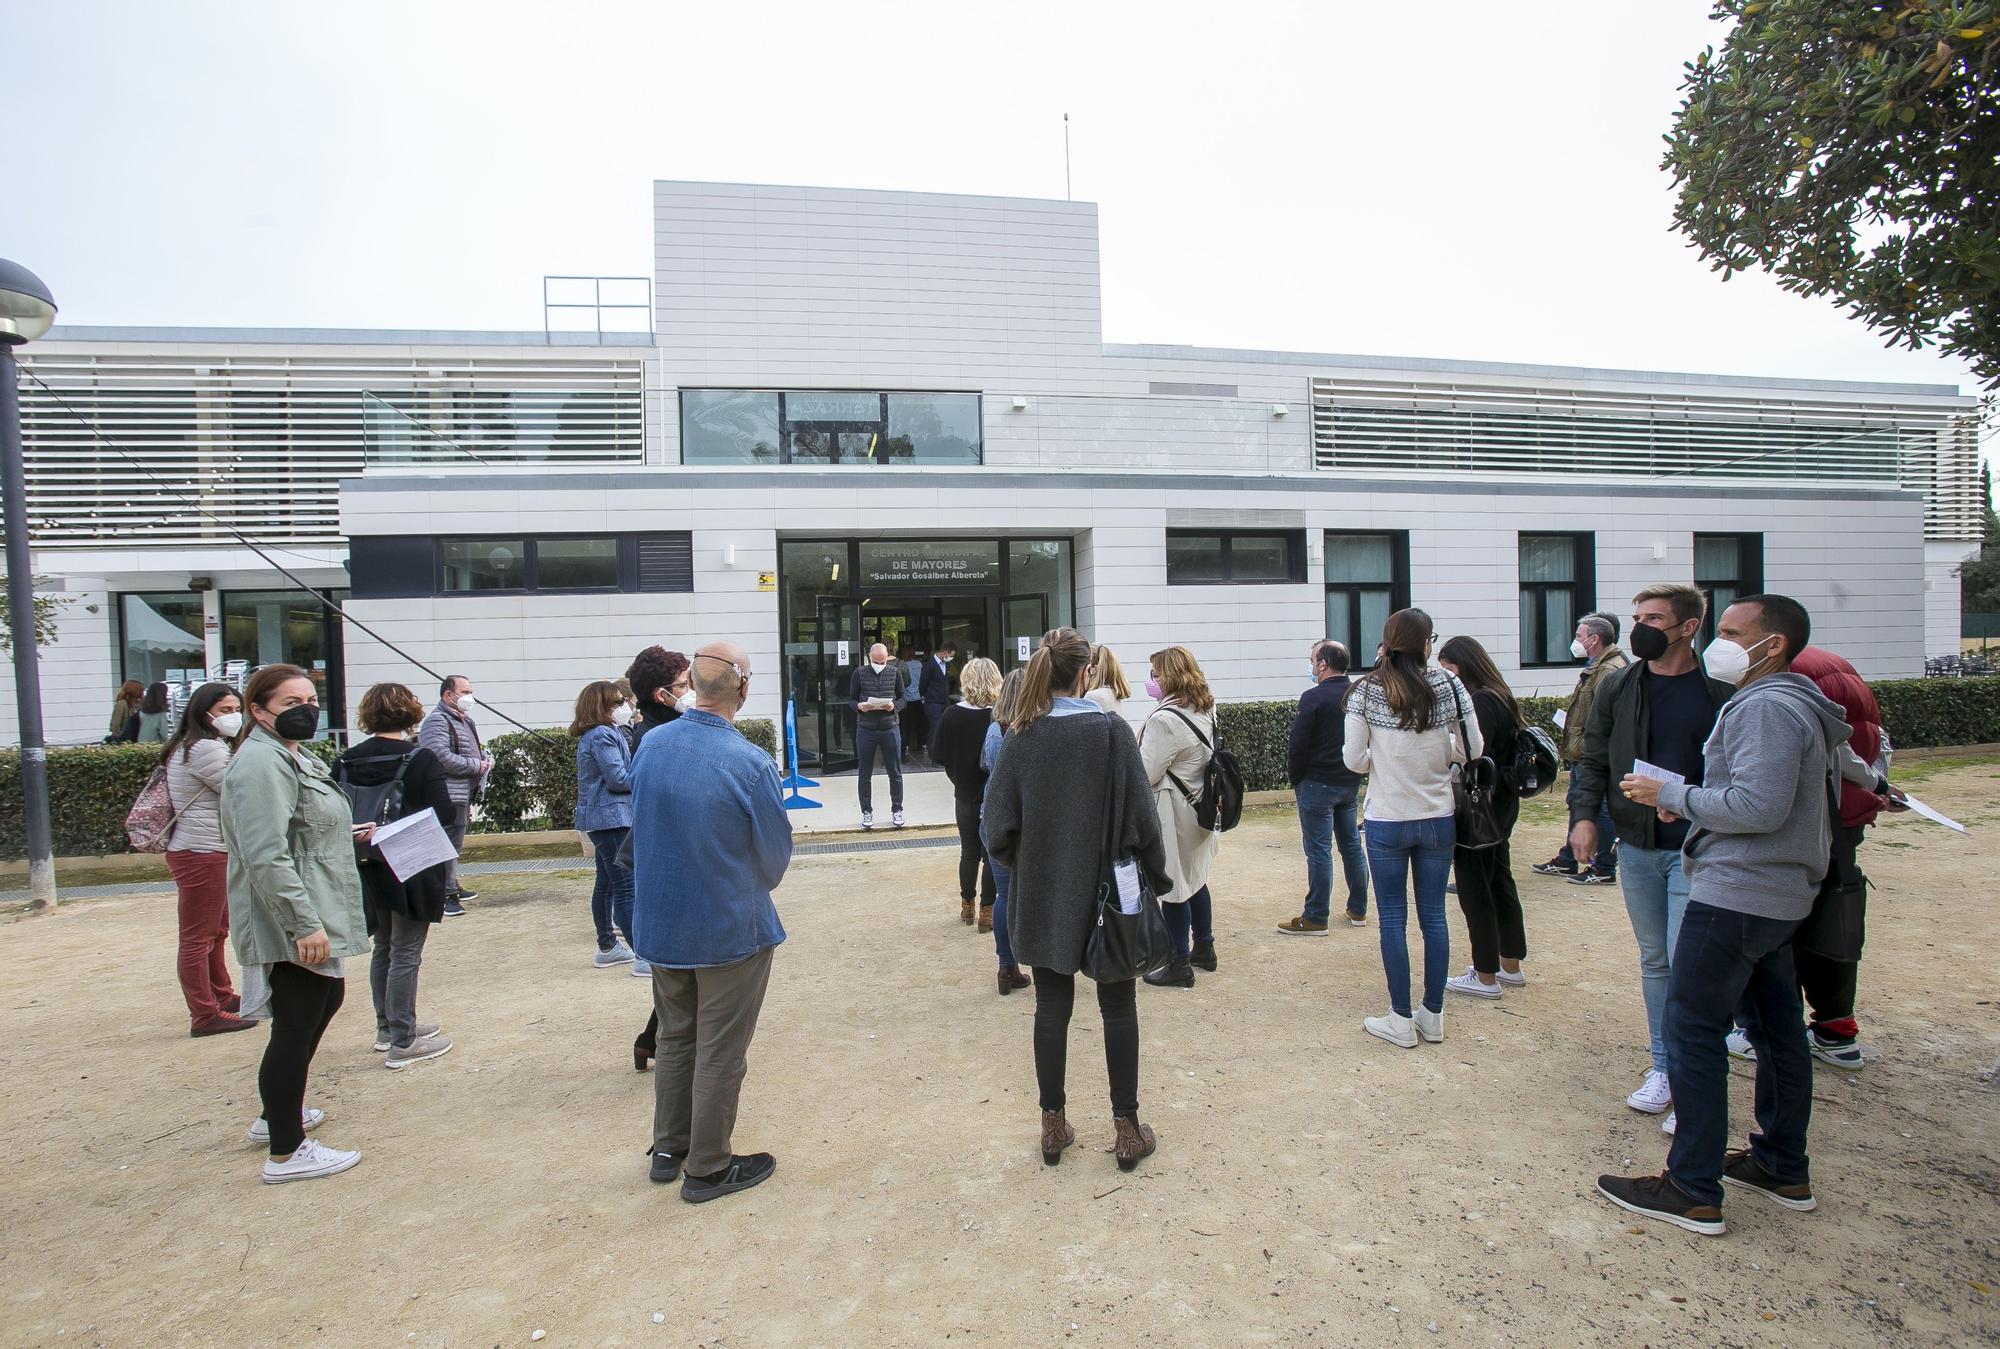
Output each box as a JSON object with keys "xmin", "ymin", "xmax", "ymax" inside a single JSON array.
[
  {"xmin": 932, "ymin": 657, "xmax": 1002, "ymax": 929},
  {"xmin": 1436, "ymin": 636, "xmax": 1529, "ymax": 1000},
  {"xmin": 921, "ymin": 641, "xmax": 957, "ymax": 756},
  {"xmin": 1569, "ymin": 584, "xmax": 1737, "ymax": 1127},
  {"xmin": 1597, "ymin": 594, "xmax": 1846, "ymax": 1235},
  {"xmin": 632, "ymin": 640, "xmax": 792, "ymax": 1204},
  {"xmin": 1140, "ymin": 646, "xmax": 1220, "ymax": 990},
  {"xmin": 850, "ymin": 642, "xmax": 906, "ymax": 830},
  {"xmin": 418, "ymin": 675, "xmax": 491, "ymax": 918},
  {"xmin": 898, "ymin": 642, "xmax": 928, "ymax": 762},
  {"xmin": 1278, "ymin": 639, "xmax": 1368, "ymax": 934},
  {"xmin": 1532, "ymin": 612, "xmax": 1627, "ymax": 884}
]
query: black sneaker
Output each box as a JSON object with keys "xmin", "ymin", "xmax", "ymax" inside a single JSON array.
[
  {"xmin": 1567, "ymin": 870, "xmax": 1618, "ymax": 887},
  {"xmin": 648, "ymin": 1150, "xmax": 683, "ymax": 1184},
  {"xmin": 455, "ymin": 888, "xmax": 478, "ymax": 903},
  {"xmin": 1595, "ymin": 1171, "xmax": 1726, "ymax": 1236},
  {"xmin": 442, "ymin": 896, "xmax": 467, "ymax": 918},
  {"xmin": 1722, "ymin": 1149, "xmax": 1817, "ymax": 1211},
  {"xmin": 681, "ymin": 1152, "xmax": 776, "ymax": 1204},
  {"xmin": 1530, "ymin": 859, "xmax": 1578, "ymax": 877}
]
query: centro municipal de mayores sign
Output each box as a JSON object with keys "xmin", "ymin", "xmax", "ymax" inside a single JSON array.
[{"xmin": 860, "ymin": 542, "xmax": 1000, "ymax": 588}]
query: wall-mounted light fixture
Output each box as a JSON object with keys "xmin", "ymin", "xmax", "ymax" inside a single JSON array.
[
  {"xmin": 1011, "ymin": 396, "xmax": 1029, "ymax": 411},
  {"xmin": 723, "ymin": 544, "xmax": 738, "ymax": 568},
  {"xmin": 1270, "ymin": 403, "xmax": 1289, "ymax": 418},
  {"xmin": 1650, "ymin": 542, "xmax": 1666, "ymax": 562}
]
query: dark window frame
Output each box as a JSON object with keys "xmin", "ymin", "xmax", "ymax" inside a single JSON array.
[
  {"xmin": 427, "ymin": 534, "xmax": 678, "ymax": 596},
  {"xmin": 1165, "ymin": 529, "xmax": 1308, "ymax": 586},
  {"xmin": 1518, "ymin": 532, "xmax": 1597, "ymax": 669},
  {"xmin": 1323, "ymin": 530, "xmax": 1410, "ymax": 669},
  {"xmin": 1694, "ymin": 532, "xmax": 1765, "ymax": 648}
]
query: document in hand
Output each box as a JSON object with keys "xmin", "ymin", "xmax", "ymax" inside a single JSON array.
[
  {"xmin": 1899, "ymin": 793, "xmax": 1968, "ymax": 834},
  {"xmin": 1629, "ymin": 759, "xmax": 1686, "ymax": 787},
  {"xmin": 369, "ymin": 809, "xmax": 459, "ymax": 881},
  {"xmin": 1552, "ymin": 708, "xmax": 1567, "ymax": 730}
]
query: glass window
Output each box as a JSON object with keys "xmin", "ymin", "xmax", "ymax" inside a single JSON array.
[
  {"xmin": 1166, "ymin": 534, "xmax": 1227, "ymax": 584},
  {"xmin": 442, "ymin": 539, "xmax": 527, "ymax": 592},
  {"xmin": 1007, "ymin": 539, "xmax": 1073, "ymax": 631},
  {"xmin": 1326, "ymin": 533, "xmax": 1396, "ymax": 584},
  {"xmin": 1230, "ymin": 535, "xmax": 1291, "ymax": 582},
  {"xmin": 680, "ymin": 390, "xmax": 781, "ymax": 464},
  {"xmin": 1518, "ymin": 534, "xmax": 1593, "ymax": 666},
  {"xmin": 1694, "ymin": 533, "xmax": 1763, "ymax": 647},
  {"xmin": 118, "ymin": 592, "xmax": 206, "ymax": 686},
  {"xmin": 886, "ymin": 393, "xmax": 982, "ymax": 466},
  {"xmin": 1166, "ymin": 531, "xmax": 1302, "ymax": 585},
  {"xmin": 221, "ymin": 588, "xmax": 346, "ymax": 736},
  {"xmin": 1325, "ymin": 532, "xmax": 1408, "ymax": 665},
  {"xmin": 784, "ymin": 391, "xmax": 882, "ymax": 422},
  {"xmin": 535, "ymin": 538, "xmax": 619, "ymax": 590}
]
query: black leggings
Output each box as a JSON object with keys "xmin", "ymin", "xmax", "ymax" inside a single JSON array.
[
  {"xmin": 260, "ymin": 961, "xmax": 345, "ymax": 1156},
  {"xmin": 953, "ymin": 796, "xmax": 996, "ymax": 905},
  {"xmin": 1031, "ymin": 970, "xmax": 1139, "ymax": 1119},
  {"xmin": 1453, "ymin": 841, "xmax": 1526, "ymax": 974}
]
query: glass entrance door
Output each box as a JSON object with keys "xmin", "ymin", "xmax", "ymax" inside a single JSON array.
[
  {"xmin": 812, "ymin": 596, "xmax": 862, "ymax": 773},
  {"xmin": 1001, "ymin": 593, "xmax": 1049, "ymax": 674}
]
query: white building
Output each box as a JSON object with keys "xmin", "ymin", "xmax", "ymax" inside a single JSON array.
[{"xmin": 5, "ymin": 181, "xmax": 1983, "ymax": 770}]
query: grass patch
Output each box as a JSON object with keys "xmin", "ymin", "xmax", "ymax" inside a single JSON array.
[{"xmin": 1884, "ymin": 754, "xmax": 2000, "ymax": 787}]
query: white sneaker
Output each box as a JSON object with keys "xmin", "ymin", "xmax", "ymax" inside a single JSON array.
[
  {"xmin": 1414, "ymin": 1006, "xmax": 1444, "ymax": 1043},
  {"xmin": 593, "ymin": 942, "xmax": 635, "ymax": 969},
  {"xmin": 1495, "ymin": 967, "xmax": 1526, "ymax": 987},
  {"xmin": 373, "ymin": 1022, "xmax": 440, "ymax": 1053},
  {"xmin": 1626, "ymin": 1068, "xmax": 1673, "ymax": 1115},
  {"xmin": 261, "ymin": 1137, "xmax": 361, "ymax": 1184},
  {"xmin": 1445, "ymin": 967, "xmax": 1502, "ymax": 1000},
  {"xmin": 1364, "ymin": 1011, "xmax": 1418, "ymax": 1049},
  {"xmin": 891, "ymin": 809, "xmax": 906, "ymax": 828},
  {"xmin": 383, "ymin": 1033, "xmax": 453, "ymax": 1070},
  {"xmin": 631, "ymin": 958, "xmax": 652, "ymax": 978},
  {"xmin": 860, "ymin": 810, "xmax": 875, "ymax": 830},
  {"xmin": 1662, "ymin": 1111, "xmax": 1677, "ymax": 1136},
  {"xmin": 1725, "ymin": 1028, "xmax": 1756, "ymax": 1061},
  {"xmin": 245, "ymin": 1107, "xmax": 324, "ymax": 1145}
]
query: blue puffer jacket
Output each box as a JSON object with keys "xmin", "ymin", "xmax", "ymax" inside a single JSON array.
[{"xmin": 574, "ymin": 723, "xmax": 634, "ymax": 832}]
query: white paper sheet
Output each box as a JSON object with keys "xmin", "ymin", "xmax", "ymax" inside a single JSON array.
[
  {"xmin": 1113, "ymin": 859, "xmax": 1143, "ymax": 915},
  {"xmin": 1899, "ymin": 793, "xmax": 1968, "ymax": 834},
  {"xmin": 1552, "ymin": 708, "xmax": 1567, "ymax": 730},
  {"xmin": 369, "ymin": 808, "xmax": 459, "ymax": 882},
  {"xmin": 1629, "ymin": 759, "xmax": 1686, "ymax": 788}
]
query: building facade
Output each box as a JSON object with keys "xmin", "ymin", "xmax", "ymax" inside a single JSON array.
[{"xmin": 4, "ymin": 181, "xmax": 1983, "ymax": 764}]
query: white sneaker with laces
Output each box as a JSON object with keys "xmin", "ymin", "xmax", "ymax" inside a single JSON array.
[
  {"xmin": 1495, "ymin": 966, "xmax": 1526, "ymax": 988},
  {"xmin": 1662, "ymin": 1111, "xmax": 1677, "ymax": 1136},
  {"xmin": 1445, "ymin": 967, "xmax": 1502, "ymax": 1000},
  {"xmin": 1725, "ymin": 1028, "xmax": 1757, "ymax": 1061},
  {"xmin": 1363, "ymin": 1011, "xmax": 1418, "ymax": 1049},
  {"xmin": 1626, "ymin": 1068, "xmax": 1673, "ymax": 1115},
  {"xmin": 262, "ymin": 1137, "xmax": 361, "ymax": 1184},
  {"xmin": 891, "ymin": 809, "xmax": 906, "ymax": 828},
  {"xmin": 631, "ymin": 958, "xmax": 652, "ymax": 978},
  {"xmin": 245, "ymin": 1107, "xmax": 324, "ymax": 1145},
  {"xmin": 373, "ymin": 1022, "xmax": 441, "ymax": 1053},
  {"xmin": 860, "ymin": 810, "xmax": 875, "ymax": 830},
  {"xmin": 1414, "ymin": 1006, "xmax": 1445, "ymax": 1043}
]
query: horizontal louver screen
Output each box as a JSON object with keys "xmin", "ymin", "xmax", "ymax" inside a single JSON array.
[
  {"xmin": 1309, "ymin": 377, "xmax": 1982, "ymax": 542},
  {"xmin": 636, "ymin": 534, "xmax": 694, "ymax": 592}
]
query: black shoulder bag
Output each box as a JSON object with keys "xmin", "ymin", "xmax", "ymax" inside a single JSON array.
[
  {"xmin": 1794, "ymin": 776, "xmax": 1866, "ymax": 962},
  {"xmin": 334, "ymin": 747, "xmax": 417, "ymax": 863},
  {"xmin": 1081, "ymin": 719, "xmax": 1174, "ymax": 982},
  {"xmin": 1449, "ymin": 683, "xmax": 1508, "ymax": 851}
]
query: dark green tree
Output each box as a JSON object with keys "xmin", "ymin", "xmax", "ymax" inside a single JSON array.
[
  {"xmin": 1663, "ymin": 2, "xmax": 2000, "ymax": 388},
  {"xmin": 1960, "ymin": 460, "xmax": 2000, "ymax": 612}
]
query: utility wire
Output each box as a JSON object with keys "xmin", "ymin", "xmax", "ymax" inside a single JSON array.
[{"xmin": 22, "ymin": 369, "xmax": 557, "ymax": 744}]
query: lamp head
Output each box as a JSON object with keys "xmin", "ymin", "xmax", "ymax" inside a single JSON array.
[{"xmin": 0, "ymin": 259, "xmax": 57, "ymax": 345}]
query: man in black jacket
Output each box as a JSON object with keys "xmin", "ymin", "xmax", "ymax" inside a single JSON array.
[
  {"xmin": 850, "ymin": 642, "xmax": 907, "ymax": 829},
  {"xmin": 920, "ymin": 641, "xmax": 956, "ymax": 755},
  {"xmin": 1570, "ymin": 583, "xmax": 1737, "ymax": 1123},
  {"xmin": 1278, "ymin": 640, "xmax": 1368, "ymax": 934}
]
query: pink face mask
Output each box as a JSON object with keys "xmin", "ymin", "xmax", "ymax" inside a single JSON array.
[{"xmin": 1144, "ymin": 676, "xmax": 1164, "ymax": 700}]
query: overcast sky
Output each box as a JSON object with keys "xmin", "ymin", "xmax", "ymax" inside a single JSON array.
[{"xmin": 3, "ymin": 1, "xmax": 1988, "ymax": 425}]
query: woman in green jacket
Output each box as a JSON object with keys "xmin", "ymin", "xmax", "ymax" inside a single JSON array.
[{"xmin": 221, "ymin": 664, "xmax": 369, "ymax": 1185}]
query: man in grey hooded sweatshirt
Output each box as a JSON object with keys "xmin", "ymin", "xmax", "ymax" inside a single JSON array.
[{"xmin": 1596, "ymin": 594, "xmax": 1851, "ymax": 1236}]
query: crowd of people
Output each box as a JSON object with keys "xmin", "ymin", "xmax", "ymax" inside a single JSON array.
[{"xmin": 145, "ymin": 582, "xmax": 1893, "ymax": 1233}]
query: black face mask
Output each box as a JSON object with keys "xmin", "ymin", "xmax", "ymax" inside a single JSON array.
[
  {"xmin": 270, "ymin": 705, "xmax": 320, "ymax": 740},
  {"xmin": 1630, "ymin": 622, "xmax": 1687, "ymax": 663}
]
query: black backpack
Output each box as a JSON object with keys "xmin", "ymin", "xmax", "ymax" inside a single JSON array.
[
  {"xmin": 333, "ymin": 747, "xmax": 417, "ymax": 859},
  {"xmin": 1504, "ymin": 724, "xmax": 1562, "ymax": 798},
  {"xmin": 1162, "ymin": 709, "xmax": 1246, "ymax": 833}
]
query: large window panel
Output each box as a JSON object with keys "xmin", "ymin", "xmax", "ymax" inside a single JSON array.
[
  {"xmin": 887, "ymin": 393, "xmax": 982, "ymax": 466},
  {"xmin": 1166, "ymin": 531, "xmax": 1304, "ymax": 585},
  {"xmin": 1518, "ymin": 533, "xmax": 1594, "ymax": 667},
  {"xmin": 535, "ymin": 537, "xmax": 620, "ymax": 591},
  {"xmin": 680, "ymin": 390, "xmax": 780, "ymax": 464},
  {"xmin": 1007, "ymin": 539, "xmax": 1073, "ymax": 631},
  {"xmin": 117, "ymin": 592, "xmax": 206, "ymax": 686},
  {"xmin": 679, "ymin": 389, "xmax": 984, "ymax": 466},
  {"xmin": 1324, "ymin": 531, "xmax": 1409, "ymax": 664},
  {"xmin": 1166, "ymin": 534, "xmax": 1227, "ymax": 584},
  {"xmin": 441, "ymin": 539, "xmax": 527, "ymax": 592},
  {"xmin": 1694, "ymin": 532, "xmax": 1764, "ymax": 647}
]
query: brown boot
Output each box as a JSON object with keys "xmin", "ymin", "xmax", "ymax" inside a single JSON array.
[
  {"xmin": 1113, "ymin": 1116, "xmax": 1157, "ymax": 1172},
  {"xmin": 977, "ymin": 904, "xmax": 994, "ymax": 933},
  {"xmin": 961, "ymin": 900, "xmax": 975, "ymax": 926},
  {"xmin": 997, "ymin": 964, "xmax": 1031, "ymax": 995},
  {"xmin": 1041, "ymin": 1109, "xmax": 1076, "ymax": 1165}
]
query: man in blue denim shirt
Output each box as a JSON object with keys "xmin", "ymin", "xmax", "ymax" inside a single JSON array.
[{"xmin": 631, "ymin": 639, "xmax": 792, "ymax": 1204}]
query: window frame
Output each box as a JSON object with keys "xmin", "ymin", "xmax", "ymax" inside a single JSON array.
[
  {"xmin": 1323, "ymin": 530, "xmax": 1410, "ymax": 669},
  {"xmin": 1164, "ymin": 529, "xmax": 1308, "ymax": 586},
  {"xmin": 432, "ymin": 535, "xmax": 650, "ymax": 596},
  {"xmin": 1517, "ymin": 531, "xmax": 1597, "ymax": 669},
  {"xmin": 678, "ymin": 389, "xmax": 985, "ymax": 466},
  {"xmin": 1694, "ymin": 532, "xmax": 1765, "ymax": 648}
]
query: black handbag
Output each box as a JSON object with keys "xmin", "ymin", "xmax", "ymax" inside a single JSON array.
[
  {"xmin": 1449, "ymin": 685, "xmax": 1507, "ymax": 851},
  {"xmin": 1081, "ymin": 720, "xmax": 1173, "ymax": 982},
  {"xmin": 1795, "ymin": 782, "xmax": 1866, "ymax": 961}
]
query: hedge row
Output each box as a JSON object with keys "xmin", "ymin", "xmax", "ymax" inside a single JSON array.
[
  {"xmin": 0, "ymin": 718, "xmax": 774, "ymax": 862},
  {"xmin": 2, "ymin": 676, "xmax": 1991, "ymax": 862}
]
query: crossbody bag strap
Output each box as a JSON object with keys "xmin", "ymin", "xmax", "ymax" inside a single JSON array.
[{"xmin": 1160, "ymin": 706, "xmax": 1209, "ymax": 806}]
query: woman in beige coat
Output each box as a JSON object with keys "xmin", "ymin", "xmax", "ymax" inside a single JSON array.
[{"xmin": 1139, "ymin": 645, "xmax": 1220, "ymax": 989}]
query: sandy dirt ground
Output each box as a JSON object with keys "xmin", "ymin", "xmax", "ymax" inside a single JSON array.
[{"xmin": 2, "ymin": 764, "xmax": 1998, "ymax": 1348}]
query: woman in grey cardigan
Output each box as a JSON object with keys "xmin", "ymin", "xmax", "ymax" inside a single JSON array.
[
  {"xmin": 984, "ymin": 628, "xmax": 1172, "ymax": 1173},
  {"xmin": 222, "ymin": 663, "xmax": 370, "ymax": 1184}
]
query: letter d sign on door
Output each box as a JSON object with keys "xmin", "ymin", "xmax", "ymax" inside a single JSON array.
[{"xmin": 1017, "ymin": 635, "xmax": 1030, "ymax": 662}]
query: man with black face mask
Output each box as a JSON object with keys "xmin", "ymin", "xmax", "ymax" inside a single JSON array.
[{"xmin": 1569, "ymin": 583, "xmax": 1736, "ymax": 1127}]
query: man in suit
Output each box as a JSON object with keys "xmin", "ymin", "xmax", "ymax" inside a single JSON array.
[{"xmin": 920, "ymin": 641, "xmax": 955, "ymax": 758}]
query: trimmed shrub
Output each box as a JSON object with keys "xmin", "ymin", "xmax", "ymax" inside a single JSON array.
[
  {"xmin": 477, "ymin": 717, "xmax": 779, "ymax": 834},
  {"xmin": 1871, "ymin": 677, "xmax": 2000, "ymax": 748},
  {"xmin": 1214, "ymin": 700, "xmax": 1295, "ymax": 792},
  {"xmin": 0, "ymin": 743, "xmax": 165, "ymax": 860}
]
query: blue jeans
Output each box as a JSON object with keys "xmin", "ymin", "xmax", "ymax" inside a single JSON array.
[
  {"xmin": 1618, "ymin": 843, "xmax": 1692, "ymax": 1074},
  {"xmin": 1162, "ymin": 886, "xmax": 1214, "ymax": 959},
  {"xmin": 982, "ymin": 819, "xmax": 1016, "ymax": 968},
  {"xmin": 855, "ymin": 726, "xmax": 903, "ymax": 813},
  {"xmin": 1297, "ymin": 779, "xmax": 1368, "ymax": 922},
  {"xmin": 1665, "ymin": 900, "xmax": 1813, "ymax": 1207},
  {"xmin": 587, "ymin": 826, "xmax": 635, "ymax": 950},
  {"xmin": 1556, "ymin": 763, "xmax": 1617, "ymax": 873},
  {"xmin": 1364, "ymin": 815, "xmax": 1455, "ymax": 1017}
]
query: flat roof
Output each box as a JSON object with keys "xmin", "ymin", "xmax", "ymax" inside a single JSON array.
[{"xmin": 41, "ymin": 325, "xmax": 654, "ymax": 349}]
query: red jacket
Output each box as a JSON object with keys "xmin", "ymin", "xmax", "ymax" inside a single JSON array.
[{"xmin": 1792, "ymin": 646, "xmax": 1882, "ymax": 829}]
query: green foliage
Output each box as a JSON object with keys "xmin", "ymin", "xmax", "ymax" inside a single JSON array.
[
  {"xmin": 1663, "ymin": 2, "xmax": 2000, "ymax": 387},
  {"xmin": 1872, "ymin": 676, "xmax": 2000, "ymax": 746},
  {"xmin": 1959, "ymin": 462, "xmax": 2000, "ymax": 613},
  {"xmin": 477, "ymin": 718, "xmax": 779, "ymax": 834},
  {"xmin": 0, "ymin": 576, "xmax": 70, "ymax": 656},
  {"xmin": 0, "ymin": 743, "xmax": 162, "ymax": 860},
  {"xmin": 1214, "ymin": 700, "xmax": 1295, "ymax": 791}
]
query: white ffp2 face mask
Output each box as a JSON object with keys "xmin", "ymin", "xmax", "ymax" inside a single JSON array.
[
  {"xmin": 1702, "ymin": 634, "xmax": 1775, "ymax": 685},
  {"xmin": 456, "ymin": 694, "xmax": 477, "ymax": 712},
  {"xmin": 1569, "ymin": 638, "xmax": 1589, "ymax": 660},
  {"xmin": 611, "ymin": 703, "xmax": 635, "ymax": 726},
  {"xmin": 209, "ymin": 711, "xmax": 244, "ymax": 738},
  {"xmin": 675, "ymin": 690, "xmax": 698, "ymax": 714}
]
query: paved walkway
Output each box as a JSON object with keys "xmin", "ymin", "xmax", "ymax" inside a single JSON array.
[{"xmin": 779, "ymin": 763, "xmax": 959, "ymax": 834}]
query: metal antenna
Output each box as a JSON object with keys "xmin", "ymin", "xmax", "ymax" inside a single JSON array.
[{"xmin": 1064, "ymin": 113, "xmax": 1071, "ymax": 200}]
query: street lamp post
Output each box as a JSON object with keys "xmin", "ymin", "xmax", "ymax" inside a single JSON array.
[{"xmin": 0, "ymin": 258, "xmax": 59, "ymax": 911}]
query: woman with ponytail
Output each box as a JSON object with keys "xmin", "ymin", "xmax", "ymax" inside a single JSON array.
[
  {"xmin": 984, "ymin": 629, "xmax": 1172, "ymax": 1172},
  {"xmin": 1343, "ymin": 609, "xmax": 1480, "ymax": 1051}
]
